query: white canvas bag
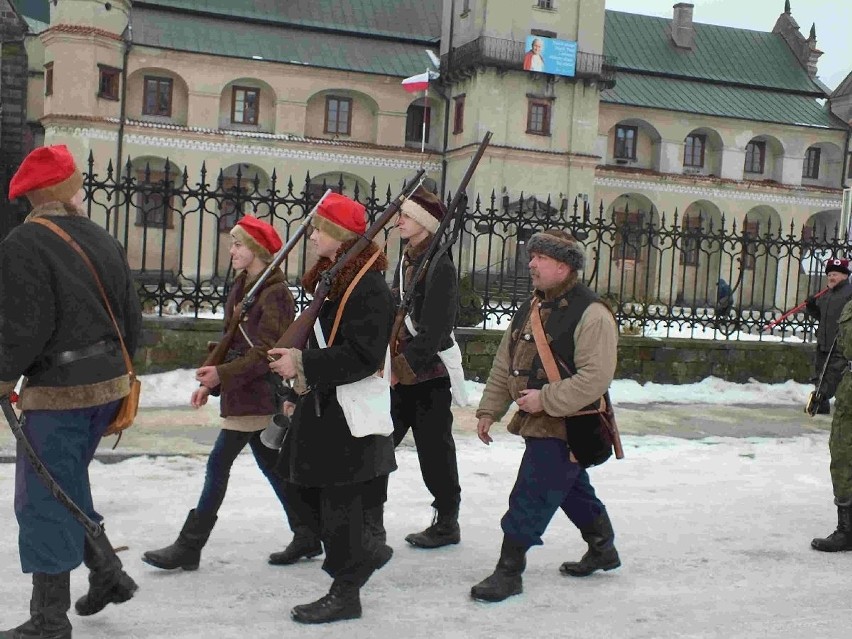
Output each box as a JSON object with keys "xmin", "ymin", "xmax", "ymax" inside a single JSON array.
[
  {"xmin": 313, "ymin": 320, "xmax": 394, "ymax": 438},
  {"xmin": 399, "ymin": 260, "xmax": 470, "ymax": 407}
]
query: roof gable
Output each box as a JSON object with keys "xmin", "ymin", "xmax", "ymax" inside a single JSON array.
[{"xmin": 603, "ymin": 9, "xmax": 823, "ymax": 95}]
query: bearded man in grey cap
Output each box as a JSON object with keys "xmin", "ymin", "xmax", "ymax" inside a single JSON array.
[{"xmin": 470, "ymin": 228, "xmax": 621, "ymax": 603}]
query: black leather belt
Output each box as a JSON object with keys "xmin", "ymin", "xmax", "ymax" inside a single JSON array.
[{"xmin": 32, "ymin": 340, "xmax": 117, "ymax": 373}]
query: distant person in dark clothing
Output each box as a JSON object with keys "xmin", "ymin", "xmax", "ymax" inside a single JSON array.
[
  {"xmin": 805, "ymin": 258, "xmax": 852, "ymax": 415},
  {"xmin": 715, "ymin": 278, "xmax": 732, "ymax": 317}
]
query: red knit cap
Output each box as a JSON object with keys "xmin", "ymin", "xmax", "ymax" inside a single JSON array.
[
  {"xmin": 313, "ymin": 193, "xmax": 366, "ymax": 242},
  {"xmin": 230, "ymin": 215, "xmax": 282, "ymax": 263},
  {"xmin": 8, "ymin": 145, "xmax": 84, "ymax": 204}
]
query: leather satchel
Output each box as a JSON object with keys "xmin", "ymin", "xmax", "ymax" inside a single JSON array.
[
  {"xmin": 528, "ymin": 299, "xmax": 624, "ymax": 467},
  {"xmin": 31, "ymin": 218, "xmax": 140, "ymax": 441}
]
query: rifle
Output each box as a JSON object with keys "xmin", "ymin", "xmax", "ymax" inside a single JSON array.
[
  {"xmin": 273, "ymin": 169, "xmax": 427, "ymax": 352},
  {"xmin": 763, "ymin": 286, "xmax": 829, "ymax": 332},
  {"xmin": 806, "ymin": 335, "xmax": 837, "ymax": 416},
  {"xmin": 202, "ymin": 189, "xmax": 332, "ymax": 369},
  {"xmin": 389, "ymin": 132, "xmax": 493, "ymax": 356}
]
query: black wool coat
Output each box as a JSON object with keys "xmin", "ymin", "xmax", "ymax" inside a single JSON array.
[
  {"xmin": 806, "ymin": 280, "xmax": 852, "ymax": 352},
  {"xmin": 390, "ymin": 241, "xmax": 457, "ymax": 385},
  {"xmin": 0, "ymin": 204, "xmax": 142, "ymax": 410},
  {"xmin": 277, "ymin": 261, "xmax": 397, "ymax": 487}
]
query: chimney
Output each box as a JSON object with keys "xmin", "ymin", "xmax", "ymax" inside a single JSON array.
[{"xmin": 672, "ymin": 3, "xmax": 695, "ymax": 50}]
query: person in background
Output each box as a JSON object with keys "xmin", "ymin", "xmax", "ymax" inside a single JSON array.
[
  {"xmin": 142, "ymin": 215, "xmax": 301, "ymax": 572},
  {"xmin": 0, "ymin": 145, "xmax": 142, "ymax": 638},
  {"xmin": 469, "ymin": 228, "xmax": 621, "ymax": 603},
  {"xmin": 269, "ymin": 193, "xmax": 396, "ymax": 624},
  {"xmin": 805, "ymin": 258, "xmax": 852, "ymax": 415}
]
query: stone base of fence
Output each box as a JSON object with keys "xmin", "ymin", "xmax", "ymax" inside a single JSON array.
[{"xmin": 138, "ymin": 318, "xmax": 815, "ymax": 385}]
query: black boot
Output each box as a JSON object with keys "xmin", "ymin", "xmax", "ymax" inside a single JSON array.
[
  {"xmin": 75, "ymin": 526, "xmax": 138, "ymax": 616},
  {"xmin": 291, "ymin": 579, "xmax": 362, "ymax": 624},
  {"xmin": 405, "ymin": 508, "xmax": 460, "ymax": 549},
  {"xmin": 268, "ymin": 527, "xmax": 323, "ymax": 566},
  {"xmin": 811, "ymin": 504, "xmax": 852, "ymax": 552},
  {"xmin": 560, "ymin": 511, "xmax": 621, "ymax": 577},
  {"xmin": 141, "ymin": 509, "xmax": 217, "ymax": 571},
  {"xmin": 470, "ymin": 537, "xmax": 526, "ymax": 603},
  {"xmin": 364, "ymin": 505, "xmax": 392, "ymax": 572},
  {"xmin": 0, "ymin": 572, "xmax": 72, "ymax": 639}
]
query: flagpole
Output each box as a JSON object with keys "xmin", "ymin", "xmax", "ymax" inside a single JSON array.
[{"xmin": 421, "ymin": 68, "xmax": 428, "ymax": 154}]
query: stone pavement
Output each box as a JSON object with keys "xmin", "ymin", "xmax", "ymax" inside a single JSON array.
[{"xmin": 0, "ymin": 401, "xmax": 832, "ymax": 463}]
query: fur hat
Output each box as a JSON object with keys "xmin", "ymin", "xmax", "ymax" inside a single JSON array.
[
  {"xmin": 526, "ymin": 228, "xmax": 585, "ymax": 271},
  {"xmin": 400, "ymin": 186, "xmax": 446, "ymax": 235},
  {"xmin": 8, "ymin": 145, "xmax": 84, "ymax": 205},
  {"xmin": 230, "ymin": 215, "xmax": 282, "ymax": 263},
  {"xmin": 312, "ymin": 193, "xmax": 366, "ymax": 242},
  {"xmin": 825, "ymin": 258, "xmax": 850, "ymax": 276}
]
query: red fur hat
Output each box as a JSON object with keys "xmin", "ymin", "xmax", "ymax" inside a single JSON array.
[
  {"xmin": 825, "ymin": 258, "xmax": 850, "ymax": 276},
  {"xmin": 313, "ymin": 193, "xmax": 366, "ymax": 242},
  {"xmin": 8, "ymin": 145, "xmax": 84, "ymax": 204},
  {"xmin": 231, "ymin": 215, "xmax": 282, "ymax": 263}
]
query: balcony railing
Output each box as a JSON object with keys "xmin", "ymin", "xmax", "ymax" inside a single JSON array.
[{"xmin": 441, "ymin": 36, "xmax": 617, "ymax": 88}]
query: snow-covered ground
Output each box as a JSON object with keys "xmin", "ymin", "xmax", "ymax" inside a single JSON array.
[{"xmin": 1, "ymin": 374, "xmax": 847, "ymax": 637}]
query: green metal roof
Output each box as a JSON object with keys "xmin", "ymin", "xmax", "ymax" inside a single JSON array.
[
  {"xmin": 9, "ymin": 0, "xmax": 48, "ymax": 23},
  {"xmin": 601, "ymin": 73, "xmax": 845, "ymax": 130},
  {"xmin": 134, "ymin": 0, "xmax": 441, "ymax": 43},
  {"xmin": 604, "ymin": 10, "xmax": 823, "ymax": 95},
  {"xmin": 131, "ymin": 7, "xmax": 436, "ymax": 78}
]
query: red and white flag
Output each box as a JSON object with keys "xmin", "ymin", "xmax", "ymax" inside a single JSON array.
[{"xmin": 402, "ymin": 70, "xmax": 438, "ymax": 93}]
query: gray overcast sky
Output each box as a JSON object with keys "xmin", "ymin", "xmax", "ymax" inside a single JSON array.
[{"xmin": 605, "ymin": 0, "xmax": 852, "ymax": 92}]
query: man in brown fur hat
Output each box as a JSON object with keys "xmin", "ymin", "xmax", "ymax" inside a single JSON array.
[{"xmin": 470, "ymin": 228, "xmax": 621, "ymax": 603}]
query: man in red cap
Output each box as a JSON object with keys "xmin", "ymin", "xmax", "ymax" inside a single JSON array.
[
  {"xmin": 0, "ymin": 145, "xmax": 142, "ymax": 637},
  {"xmin": 268, "ymin": 192, "xmax": 397, "ymax": 624},
  {"xmin": 805, "ymin": 257, "xmax": 852, "ymax": 414}
]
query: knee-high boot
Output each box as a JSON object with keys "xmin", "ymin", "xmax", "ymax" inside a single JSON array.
[
  {"xmin": 141, "ymin": 509, "xmax": 217, "ymax": 571},
  {"xmin": 469, "ymin": 536, "xmax": 527, "ymax": 603},
  {"xmin": 559, "ymin": 510, "xmax": 621, "ymax": 577},
  {"xmin": 0, "ymin": 572, "xmax": 72, "ymax": 639},
  {"xmin": 75, "ymin": 525, "xmax": 138, "ymax": 616}
]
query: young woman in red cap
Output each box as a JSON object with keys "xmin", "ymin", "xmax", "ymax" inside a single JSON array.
[
  {"xmin": 269, "ymin": 193, "xmax": 396, "ymax": 624},
  {"xmin": 141, "ymin": 215, "xmax": 301, "ymax": 572},
  {"xmin": 0, "ymin": 145, "xmax": 142, "ymax": 638}
]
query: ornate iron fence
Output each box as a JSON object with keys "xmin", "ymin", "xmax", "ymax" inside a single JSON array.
[{"xmin": 0, "ymin": 155, "xmax": 841, "ymax": 342}]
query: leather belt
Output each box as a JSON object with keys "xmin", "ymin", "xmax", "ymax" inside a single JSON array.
[{"xmin": 32, "ymin": 339, "xmax": 118, "ymax": 373}]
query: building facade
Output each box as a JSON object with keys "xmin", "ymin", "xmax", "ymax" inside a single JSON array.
[{"xmin": 8, "ymin": 0, "xmax": 852, "ymax": 316}]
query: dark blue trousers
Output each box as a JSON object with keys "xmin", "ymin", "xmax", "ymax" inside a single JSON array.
[
  {"xmin": 196, "ymin": 429, "xmax": 292, "ymax": 526},
  {"xmin": 500, "ymin": 437, "xmax": 606, "ymax": 549},
  {"xmin": 14, "ymin": 400, "xmax": 120, "ymax": 574}
]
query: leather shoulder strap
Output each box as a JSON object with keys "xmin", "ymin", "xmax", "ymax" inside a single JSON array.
[
  {"xmin": 29, "ymin": 218, "xmax": 135, "ymax": 377},
  {"xmin": 529, "ymin": 298, "xmax": 561, "ymax": 384},
  {"xmin": 327, "ymin": 245, "xmax": 382, "ymax": 347}
]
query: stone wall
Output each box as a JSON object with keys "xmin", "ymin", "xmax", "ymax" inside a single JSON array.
[{"xmin": 136, "ymin": 318, "xmax": 815, "ymax": 384}]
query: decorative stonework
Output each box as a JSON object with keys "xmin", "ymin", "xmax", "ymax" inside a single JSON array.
[
  {"xmin": 595, "ymin": 176, "xmax": 842, "ymax": 208},
  {"xmin": 47, "ymin": 124, "xmax": 442, "ymax": 172}
]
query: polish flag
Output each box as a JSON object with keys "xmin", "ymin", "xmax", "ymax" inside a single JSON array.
[{"xmin": 401, "ymin": 71, "xmax": 431, "ymax": 93}]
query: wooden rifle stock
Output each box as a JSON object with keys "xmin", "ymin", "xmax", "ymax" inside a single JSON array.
[
  {"xmin": 389, "ymin": 132, "xmax": 493, "ymax": 356},
  {"xmin": 202, "ymin": 189, "xmax": 333, "ymax": 367},
  {"xmin": 274, "ymin": 169, "xmax": 427, "ymax": 350}
]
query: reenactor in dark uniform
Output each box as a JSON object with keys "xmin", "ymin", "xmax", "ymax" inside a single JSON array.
[
  {"xmin": 805, "ymin": 258, "xmax": 852, "ymax": 415},
  {"xmin": 0, "ymin": 146, "xmax": 142, "ymax": 638}
]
